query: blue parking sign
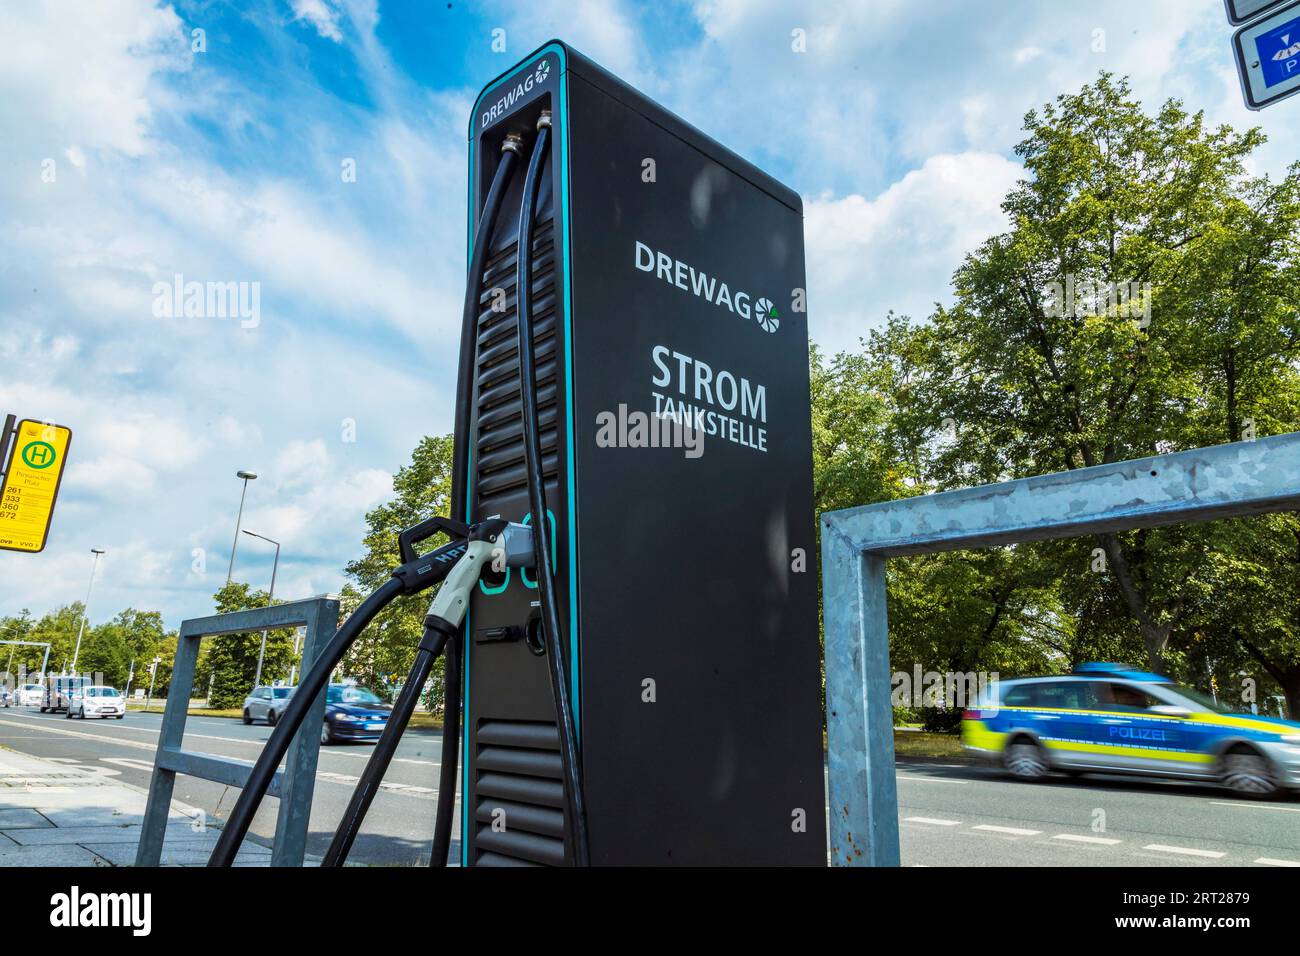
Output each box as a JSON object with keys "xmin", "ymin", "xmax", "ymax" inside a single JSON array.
[
  {"xmin": 1234, "ymin": 0, "xmax": 1300, "ymax": 108},
  {"xmin": 1256, "ymin": 12, "xmax": 1300, "ymax": 87}
]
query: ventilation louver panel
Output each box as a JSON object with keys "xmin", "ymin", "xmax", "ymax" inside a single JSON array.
[
  {"xmin": 474, "ymin": 218, "xmax": 561, "ymax": 502},
  {"xmin": 474, "ymin": 718, "xmax": 568, "ymax": 866}
]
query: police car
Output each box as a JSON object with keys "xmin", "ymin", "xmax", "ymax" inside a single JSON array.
[{"xmin": 961, "ymin": 663, "xmax": 1300, "ymax": 797}]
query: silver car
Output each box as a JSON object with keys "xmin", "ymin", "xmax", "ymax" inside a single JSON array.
[{"xmin": 242, "ymin": 685, "xmax": 294, "ymax": 725}]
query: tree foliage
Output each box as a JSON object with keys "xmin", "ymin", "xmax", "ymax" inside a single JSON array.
[
  {"xmin": 341, "ymin": 434, "xmax": 455, "ymax": 712},
  {"xmin": 816, "ymin": 74, "xmax": 1300, "ymax": 718}
]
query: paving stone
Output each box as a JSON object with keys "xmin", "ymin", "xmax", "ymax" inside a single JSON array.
[
  {"xmin": 0, "ymin": 808, "xmax": 52, "ymax": 829},
  {"xmin": 0, "ymin": 843, "xmax": 110, "ymax": 867}
]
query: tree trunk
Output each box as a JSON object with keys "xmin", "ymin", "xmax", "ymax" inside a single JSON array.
[
  {"xmin": 1283, "ymin": 678, "xmax": 1300, "ymax": 722},
  {"xmin": 1098, "ymin": 532, "xmax": 1172, "ymax": 672}
]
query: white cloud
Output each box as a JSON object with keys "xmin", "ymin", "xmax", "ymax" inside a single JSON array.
[
  {"xmin": 290, "ymin": 0, "xmax": 345, "ymax": 42},
  {"xmin": 0, "ymin": 0, "xmax": 189, "ymax": 157},
  {"xmin": 805, "ymin": 152, "xmax": 1022, "ymax": 351},
  {"xmin": 4, "ymin": 0, "xmax": 1298, "ymax": 632}
]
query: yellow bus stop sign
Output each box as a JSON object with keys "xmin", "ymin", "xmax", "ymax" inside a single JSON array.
[{"xmin": 0, "ymin": 419, "xmax": 73, "ymax": 553}]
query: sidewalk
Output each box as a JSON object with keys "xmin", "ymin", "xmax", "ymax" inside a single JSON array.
[{"xmin": 0, "ymin": 747, "xmax": 272, "ymax": 867}]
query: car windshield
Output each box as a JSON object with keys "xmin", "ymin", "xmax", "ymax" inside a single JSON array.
[
  {"xmin": 23, "ymin": 685, "xmax": 39, "ymax": 692},
  {"xmin": 1158, "ymin": 682, "xmax": 1232, "ymax": 714},
  {"xmin": 327, "ymin": 686, "xmax": 383, "ymax": 705},
  {"xmin": 86, "ymin": 688, "xmax": 118, "ymax": 697},
  {"xmin": 272, "ymin": 688, "xmax": 293, "ymax": 699}
]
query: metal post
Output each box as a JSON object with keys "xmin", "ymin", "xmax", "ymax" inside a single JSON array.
[
  {"xmin": 136, "ymin": 646, "xmax": 197, "ymax": 866},
  {"xmin": 226, "ymin": 472, "xmax": 257, "ymax": 584},
  {"xmin": 70, "ymin": 549, "xmax": 104, "ymax": 673},
  {"xmin": 124, "ymin": 659, "xmax": 135, "ymax": 698},
  {"xmin": 145, "ymin": 660, "xmax": 158, "ymax": 711},
  {"xmin": 821, "ymin": 526, "xmax": 900, "ymax": 866},
  {"xmin": 245, "ymin": 531, "xmax": 280, "ymax": 689},
  {"xmin": 270, "ymin": 600, "xmax": 335, "ymax": 866},
  {"xmin": 0, "ymin": 414, "xmax": 15, "ymax": 476}
]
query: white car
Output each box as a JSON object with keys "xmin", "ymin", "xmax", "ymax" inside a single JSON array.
[
  {"xmin": 66, "ymin": 685, "xmax": 125, "ymax": 719},
  {"xmin": 17, "ymin": 684, "xmax": 44, "ymax": 706}
]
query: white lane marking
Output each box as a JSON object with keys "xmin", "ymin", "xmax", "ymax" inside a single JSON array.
[
  {"xmin": 1052, "ymin": 834, "xmax": 1122, "ymax": 845},
  {"xmin": 896, "ymin": 774, "xmax": 968, "ymax": 784},
  {"xmin": 2, "ymin": 711, "xmax": 440, "ymax": 765},
  {"xmin": 1210, "ymin": 801, "xmax": 1300, "ymax": 813},
  {"xmin": 902, "ymin": 816, "xmax": 962, "ymax": 826},
  {"xmin": 1143, "ymin": 844, "xmax": 1225, "ymax": 859},
  {"xmin": 972, "ymin": 824, "xmax": 1042, "ymax": 836},
  {"xmin": 1256, "ymin": 857, "xmax": 1300, "ymax": 867},
  {"xmin": 0, "ymin": 718, "xmax": 441, "ymax": 798},
  {"xmin": 0, "ymin": 719, "xmax": 158, "ymax": 752},
  {"xmin": 100, "ymin": 757, "xmax": 160, "ymax": 772}
]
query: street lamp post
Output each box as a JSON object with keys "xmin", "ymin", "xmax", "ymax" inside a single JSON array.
[
  {"xmin": 226, "ymin": 471, "xmax": 258, "ymax": 585},
  {"xmin": 243, "ymin": 529, "xmax": 280, "ymax": 689},
  {"xmin": 145, "ymin": 656, "xmax": 162, "ymax": 713},
  {"xmin": 70, "ymin": 548, "xmax": 104, "ymax": 673}
]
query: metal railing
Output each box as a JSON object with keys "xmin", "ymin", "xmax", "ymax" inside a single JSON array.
[
  {"xmin": 820, "ymin": 432, "xmax": 1300, "ymax": 866},
  {"xmin": 135, "ymin": 596, "xmax": 340, "ymax": 866}
]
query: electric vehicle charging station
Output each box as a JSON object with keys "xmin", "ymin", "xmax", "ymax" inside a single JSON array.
[
  {"xmin": 207, "ymin": 40, "xmax": 826, "ymax": 868},
  {"xmin": 459, "ymin": 42, "xmax": 825, "ymax": 866}
]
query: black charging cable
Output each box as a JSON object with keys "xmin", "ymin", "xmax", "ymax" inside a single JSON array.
[
  {"xmin": 207, "ymin": 135, "xmax": 525, "ymax": 869},
  {"xmin": 207, "ymin": 575, "xmax": 405, "ymax": 867},
  {"xmin": 517, "ymin": 111, "xmax": 591, "ymax": 866},
  {"xmin": 322, "ymin": 519, "xmax": 523, "ymax": 866},
  {"xmin": 434, "ymin": 132, "xmax": 525, "ymax": 867}
]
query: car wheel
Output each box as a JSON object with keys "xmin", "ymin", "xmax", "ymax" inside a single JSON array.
[
  {"xmin": 242, "ymin": 709, "xmax": 252, "ymax": 725},
  {"xmin": 267, "ymin": 709, "xmax": 278, "ymax": 727},
  {"xmin": 78, "ymin": 707, "xmax": 85, "ymax": 719},
  {"xmin": 115, "ymin": 715, "xmax": 124, "ymax": 720},
  {"xmin": 64, "ymin": 707, "xmax": 72, "ymax": 719},
  {"xmin": 39, "ymin": 706, "xmax": 47, "ymax": 713},
  {"xmin": 1219, "ymin": 748, "xmax": 1278, "ymax": 797},
  {"xmin": 320, "ymin": 721, "xmax": 333, "ymax": 746},
  {"xmin": 1004, "ymin": 738, "xmax": 1050, "ymax": 781}
]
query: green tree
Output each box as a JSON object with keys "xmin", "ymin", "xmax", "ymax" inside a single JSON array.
[
  {"xmin": 341, "ymin": 434, "xmax": 455, "ymax": 712},
  {"xmin": 911, "ymin": 74, "xmax": 1300, "ymax": 690},
  {"xmin": 811, "ymin": 73, "xmax": 1300, "ymax": 718},
  {"xmin": 197, "ymin": 582, "xmax": 295, "ymax": 709}
]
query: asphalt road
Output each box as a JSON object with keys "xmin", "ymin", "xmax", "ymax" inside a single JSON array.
[
  {"xmin": 898, "ymin": 760, "xmax": 1300, "ymax": 866},
  {"xmin": 0, "ymin": 706, "xmax": 456, "ymax": 865},
  {"xmin": 2, "ymin": 706, "xmax": 1298, "ymax": 866}
]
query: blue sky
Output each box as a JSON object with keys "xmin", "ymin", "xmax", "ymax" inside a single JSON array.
[{"xmin": 2, "ymin": 0, "xmax": 1297, "ymax": 630}]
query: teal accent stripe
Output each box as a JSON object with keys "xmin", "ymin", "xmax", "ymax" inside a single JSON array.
[{"xmin": 460, "ymin": 42, "xmax": 578, "ymax": 866}]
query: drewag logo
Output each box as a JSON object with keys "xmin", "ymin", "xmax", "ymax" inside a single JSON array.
[
  {"xmin": 634, "ymin": 240, "xmax": 780, "ymax": 334},
  {"xmin": 480, "ymin": 59, "xmax": 550, "ymax": 129}
]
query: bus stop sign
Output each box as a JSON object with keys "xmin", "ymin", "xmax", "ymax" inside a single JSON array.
[{"xmin": 0, "ymin": 418, "xmax": 73, "ymax": 553}]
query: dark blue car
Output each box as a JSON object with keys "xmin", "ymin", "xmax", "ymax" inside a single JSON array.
[{"xmin": 321, "ymin": 683, "xmax": 392, "ymax": 745}]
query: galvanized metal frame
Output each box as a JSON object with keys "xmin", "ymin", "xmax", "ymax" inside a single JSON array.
[
  {"xmin": 135, "ymin": 597, "xmax": 339, "ymax": 867},
  {"xmin": 821, "ymin": 432, "xmax": 1300, "ymax": 866},
  {"xmin": 0, "ymin": 639, "xmax": 52, "ymax": 679}
]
